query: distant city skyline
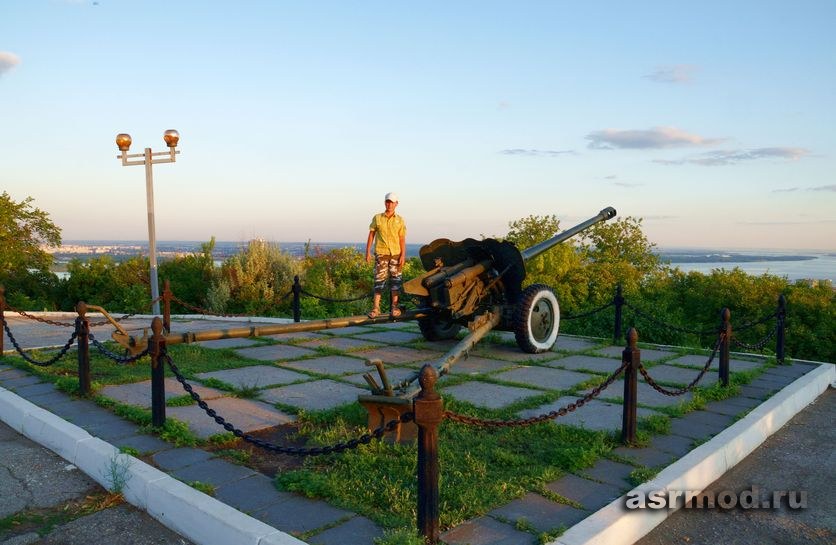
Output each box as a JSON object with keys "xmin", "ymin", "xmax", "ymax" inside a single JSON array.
[{"xmin": 2, "ymin": 1, "xmax": 834, "ymax": 250}]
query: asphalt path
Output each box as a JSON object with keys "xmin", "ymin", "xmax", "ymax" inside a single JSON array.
[{"xmin": 634, "ymin": 387, "xmax": 834, "ymax": 545}]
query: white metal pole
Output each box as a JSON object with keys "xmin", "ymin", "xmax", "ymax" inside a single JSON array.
[{"xmin": 144, "ymin": 147, "xmax": 161, "ymax": 315}]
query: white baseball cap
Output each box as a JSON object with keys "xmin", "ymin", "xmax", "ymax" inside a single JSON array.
[{"xmin": 384, "ymin": 192, "xmax": 399, "ymax": 203}]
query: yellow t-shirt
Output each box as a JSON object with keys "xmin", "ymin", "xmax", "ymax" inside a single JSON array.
[{"xmin": 369, "ymin": 213, "xmax": 406, "ymax": 256}]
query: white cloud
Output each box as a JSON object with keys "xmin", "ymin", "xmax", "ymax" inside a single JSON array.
[
  {"xmin": 499, "ymin": 149, "xmax": 576, "ymax": 157},
  {"xmin": 656, "ymin": 147, "xmax": 811, "ymax": 166},
  {"xmin": 644, "ymin": 64, "xmax": 698, "ymax": 84},
  {"xmin": 586, "ymin": 127, "xmax": 723, "ymax": 150},
  {"xmin": 0, "ymin": 52, "xmax": 21, "ymax": 77}
]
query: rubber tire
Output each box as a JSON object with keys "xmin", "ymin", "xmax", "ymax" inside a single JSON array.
[{"xmin": 514, "ymin": 284, "xmax": 560, "ymax": 353}]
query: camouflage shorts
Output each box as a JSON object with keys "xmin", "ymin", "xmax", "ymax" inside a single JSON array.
[{"xmin": 373, "ymin": 255, "xmax": 403, "ymax": 293}]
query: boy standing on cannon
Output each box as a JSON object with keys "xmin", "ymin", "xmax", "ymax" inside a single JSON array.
[{"xmin": 365, "ymin": 192, "xmax": 407, "ymax": 318}]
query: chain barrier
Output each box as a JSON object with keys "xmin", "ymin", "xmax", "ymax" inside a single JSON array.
[
  {"xmin": 638, "ymin": 333, "xmax": 724, "ymax": 396},
  {"xmin": 444, "ymin": 360, "xmax": 628, "ymax": 428},
  {"xmin": 2, "ymin": 321, "xmax": 77, "ymax": 367},
  {"xmin": 300, "ymin": 289, "xmax": 371, "ymax": 304},
  {"xmin": 6, "ymin": 305, "xmax": 74, "ymax": 327},
  {"xmin": 562, "ymin": 300, "xmax": 614, "ymax": 321},
  {"xmin": 169, "ymin": 294, "xmax": 250, "ymax": 318},
  {"xmin": 729, "ymin": 310, "xmax": 778, "ymax": 332},
  {"xmin": 731, "ymin": 327, "xmax": 777, "ymax": 352},
  {"xmin": 164, "ymin": 353, "xmax": 412, "ymax": 456},
  {"xmin": 88, "ymin": 332, "xmax": 149, "ymax": 364},
  {"xmin": 6, "ymin": 298, "xmax": 161, "ymax": 328},
  {"xmin": 623, "ymin": 301, "xmax": 718, "ymax": 336}
]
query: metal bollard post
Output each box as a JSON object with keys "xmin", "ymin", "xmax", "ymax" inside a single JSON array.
[
  {"xmin": 75, "ymin": 302, "xmax": 91, "ymax": 396},
  {"xmin": 613, "ymin": 285, "xmax": 625, "ymax": 344},
  {"xmin": 292, "ymin": 275, "xmax": 302, "ymax": 322},
  {"xmin": 719, "ymin": 308, "xmax": 731, "ymax": 387},
  {"xmin": 163, "ymin": 279, "xmax": 172, "ymax": 334},
  {"xmin": 621, "ymin": 328, "xmax": 639, "ymax": 445},
  {"xmin": 0, "ymin": 285, "xmax": 5, "ymax": 356},
  {"xmin": 414, "ymin": 364, "xmax": 443, "ymax": 544},
  {"xmin": 149, "ymin": 317, "xmax": 166, "ymax": 427},
  {"xmin": 776, "ymin": 294, "xmax": 786, "ymax": 365}
]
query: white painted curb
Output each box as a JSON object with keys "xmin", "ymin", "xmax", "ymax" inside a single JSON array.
[
  {"xmin": 549, "ymin": 362, "xmax": 835, "ymax": 545},
  {"xmin": 0, "ymin": 386, "xmax": 306, "ymax": 545}
]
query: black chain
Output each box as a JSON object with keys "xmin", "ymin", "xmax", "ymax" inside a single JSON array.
[
  {"xmin": 624, "ymin": 301, "xmax": 718, "ymax": 336},
  {"xmin": 445, "ymin": 360, "xmax": 628, "ymax": 428},
  {"xmin": 300, "ymin": 289, "xmax": 371, "ymax": 303},
  {"xmin": 730, "ymin": 310, "xmax": 778, "ymax": 332},
  {"xmin": 638, "ymin": 333, "xmax": 724, "ymax": 396},
  {"xmin": 3, "ymin": 321, "xmax": 77, "ymax": 367},
  {"xmin": 731, "ymin": 327, "xmax": 777, "ymax": 351},
  {"xmin": 164, "ymin": 353, "xmax": 412, "ymax": 456},
  {"xmin": 88, "ymin": 333, "xmax": 149, "ymax": 364},
  {"xmin": 562, "ymin": 301, "xmax": 615, "ymax": 320},
  {"xmin": 7, "ymin": 306, "xmax": 74, "ymax": 327}
]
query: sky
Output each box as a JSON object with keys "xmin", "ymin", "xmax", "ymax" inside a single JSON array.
[{"xmin": 2, "ymin": 1, "xmax": 835, "ymax": 250}]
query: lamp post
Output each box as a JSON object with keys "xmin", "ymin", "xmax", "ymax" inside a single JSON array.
[{"xmin": 115, "ymin": 130, "xmax": 180, "ymax": 316}]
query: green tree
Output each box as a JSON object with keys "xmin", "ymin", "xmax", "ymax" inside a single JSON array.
[
  {"xmin": 0, "ymin": 192, "xmax": 62, "ymax": 308},
  {"xmin": 159, "ymin": 237, "xmax": 216, "ymax": 312}
]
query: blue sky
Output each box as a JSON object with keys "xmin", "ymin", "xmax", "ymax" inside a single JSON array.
[{"xmin": 2, "ymin": 1, "xmax": 834, "ymax": 250}]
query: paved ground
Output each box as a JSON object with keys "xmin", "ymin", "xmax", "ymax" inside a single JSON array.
[
  {"xmin": 635, "ymin": 388, "xmax": 835, "ymax": 545},
  {"xmin": 0, "ymin": 312, "xmax": 830, "ymax": 544},
  {"xmin": 0, "ymin": 420, "xmax": 193, "ymax": 545}
]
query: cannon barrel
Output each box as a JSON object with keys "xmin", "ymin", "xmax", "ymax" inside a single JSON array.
[{"xmin": 520, "ymin": 206, "xmax": 616, "ymax": 262}]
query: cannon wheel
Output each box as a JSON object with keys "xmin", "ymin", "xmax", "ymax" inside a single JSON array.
[
  {"xmin": 418, "ymin": 300, "xmax": 462, "ymax": 341},
  {"xmin": 514, "ymin": 284, "xmax": 560, "ymax": 353}
]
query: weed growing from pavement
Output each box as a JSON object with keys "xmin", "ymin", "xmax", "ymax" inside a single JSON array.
[
  {"xmin": 0, "ymin": 492, "xmax": 123, "ymax": 538},
  {"xmin": 628, "ymin": 466, "xmax": 659, "ymax": 486},
  {"xmin": 188, "ymin": 481, "xmax": 217, "ymax": 496},
  {"xmin": 277, "ymin": 397, "xmax": 612, "ymax": 530},
  {"xmin": 165, "ymin": 394, "xmax": 195, "ymax": 407},
  {"xmin": 103, "ymin": 453, "xmax": 133, "ymax": 494}
]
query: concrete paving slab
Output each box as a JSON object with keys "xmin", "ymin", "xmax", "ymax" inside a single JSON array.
[
  {"xmin": 488, "ymin": 492, "xmax": 587, "ymax": 532},
  {"xmin": 0, "ymin": 368, "xmax": 33, "ymax": 380},
  {"xmin": 611, "ymin": 446, "xmax": 677, "ymax": 468},
  {"xmin": 298, "ymin": 336, "xmax": 384, "ymax": 352},
  {"xmin": 649, "ymin": 434, "xmax": 695, "ymax": 457},
  {"xmin": 554, "ymin": 337, "xmax": 601, "ymax": 352},
  {"xmin": 703, "ymin": 397, "xmax": 760, "ymax": 416},
  {"xmin": 254, "ymin": 495, "xmax": 351, "ymax": 535},
  {"xmin": 352, "ymin": 330, "xmax": 424, "ymax": 344},
  {"xmin": 308, "ymin": 516, "xmax": 384, "ymax": 545},
  {"xmin": 99, "ymin": 378, "xmax": 225, "ymax": 409},
  {"xmin": 318, "ymin": 326, "xmax": 374, "ymax": 336},
  {"xmin": 669, "ymin": 417, "xmax": 726, "ymax": 440},
  {"xmin": 678, "ymin": 409, "xmax": 737, "ymax": 429},
  {"xmin": 445, "ymin": 356, "xmax": 515, "ymax": 376},
  {"xmin": 443, "ymin": 381, "xmax": 540, "ymax": 409},
  {"xmin": 84, "ymin": 419, "xmax": 141, "ymax": 441},
  {"xmin": 282, "ymin": 355, "xmax": 368, "ymax": 375},
  {"xmin": 668, "ymin": 354, "xmax": 763, "ymax": 372},
  {"xmin": 262, "ymin": 331, "xmax": 328, "ymax": 342},
  {"xmin": 196, "ymin": 365, "xmax": 309, "ymax": 389},
  {"xmin": 195, "ymin": 337, "xmax": 262, "ymax": 349},
  {"xmin": 353, "ymin": 346, "xmax": 441, "ymax": 365},
  {"xmin": 169, "ymin": 457, "xmax": 256, "ymax": 487},
  {"xmin": 111, "ymin": 433, "xmax": 171, "ymax": 455},
  {"xmin": 259, "ymin": 379, "xmax": 368, "ymax": 412},
  {"xmin": 545, "ymin": 473, "xmax": 623, "ymax": 511},
  {"xmin": 579, "ymin": 458, "xmax": 634, "ymax": 488},
  {"xmin": 639, "ymin": 364, "xmax": 719, "ymax": 386},
  {"xmin": 441, "ymin": 515, "xmax": 537, "ymax": 545},
  {"xmin": 473, "ymin": 343, "xmax": 562, "ymax": 363},
  {"xmin": 234, "ymin": 344, "xmax": 317, "ymax": 361},
  {"xmin": 594, "ymin": 346, "xmax": 675, "ymax": 361},
  {"xmin": 2, "ymin": 375, "xmax": 44, "ymax": 389},
  {"xmin": 152, "ymin": 447, "xmax": 213, "ymax": 471},
  {"xmin": 167, "ymin": 397, "xmax": 295, "ymax": 439},
  {"xmin": 739, "ymin": 384, "xmax": 777, "ymax": 399},
  {"xmin": 8, "ymin": 381, "xmax": 58, "ymax": 398},
  {"xmin": 585, "ymin": 381, "xmax": 694, "ymax": 409},
  {"xmin": 547, "ymin": 354, "xmax": 623, "ymax": 374},
  {"xmin": 215, "ymin": 473, "xmax": 290, "ymax": 513},
  {"xmin": 519, "ymin": 397, "xmax": 657, "ymax": 432},
  {"xmin": 342, "ymin": 367, "xmax": 417, "ymax": 389},
  {"xmin": 493, "ymin": 366, "xmax": 595, "ymax": 391}
]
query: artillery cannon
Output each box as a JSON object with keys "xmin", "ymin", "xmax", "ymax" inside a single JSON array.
[{"xmin": 404, "ymin": 206, "xmax": 617, "ymax": 353}]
